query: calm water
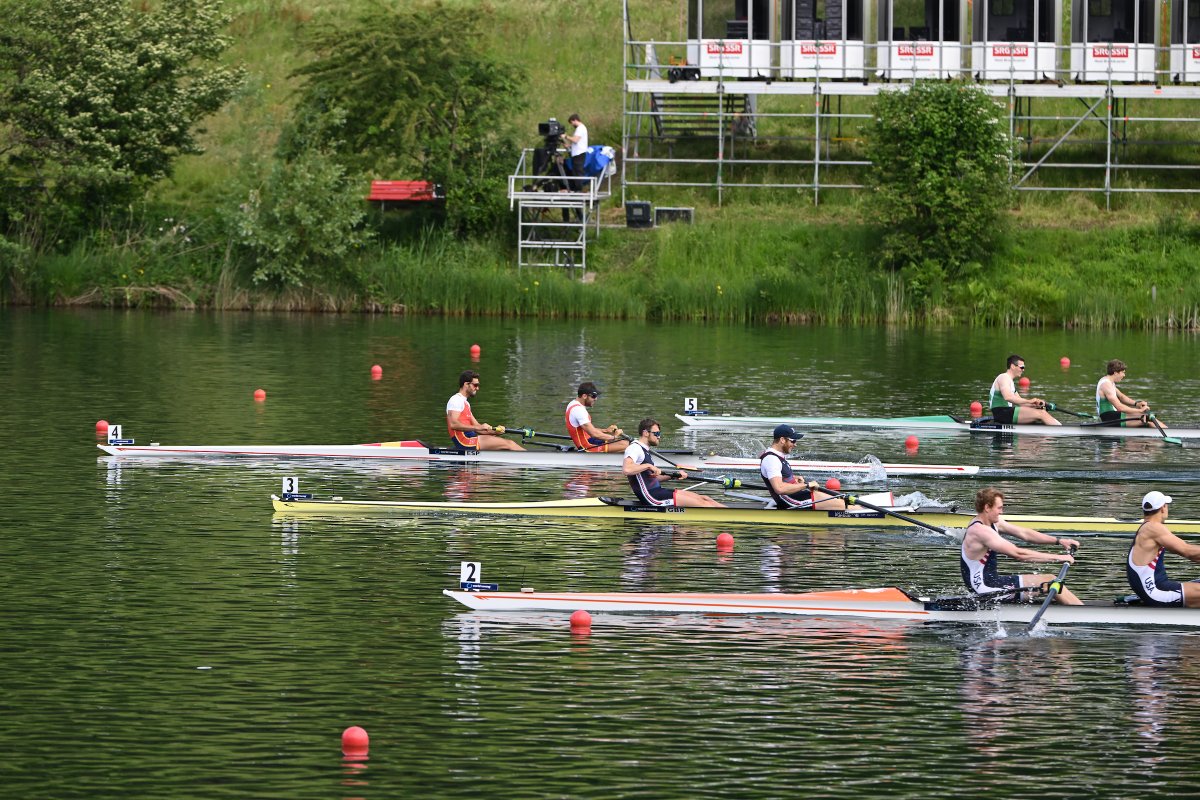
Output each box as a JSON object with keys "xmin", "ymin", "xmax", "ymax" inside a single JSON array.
[{"xmin": 2, "ymin": 309, "xmax": 1199, "ymax": 799}]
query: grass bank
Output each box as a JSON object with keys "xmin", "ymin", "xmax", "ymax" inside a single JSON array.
[
  {"xmin": 5, "ymin": 0, "xmax": 1200, "ymax": 328},
  {"xmin": 25, "ymin": 213, "xmax": 1200, "ymax": 329}
]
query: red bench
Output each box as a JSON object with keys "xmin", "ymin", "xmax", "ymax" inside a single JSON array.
[{"xmin": 366, "ymin": 180, "xmax": 445, "ymax": 204}]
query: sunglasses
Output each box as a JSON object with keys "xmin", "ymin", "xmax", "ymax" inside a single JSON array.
[
  {"xmin": 649, "ymin": 430, "xmax": 662, "ymax": 436},
  {"xmin": 470, "ymin": 382, "xmax": 480, "ymax": 388},
  {"xmin": 1016, "ymin": 365, "xmax": 1026, "ymax": 370},
  {"xmin": 587, "ymin": 392, "xmax": 599, "ymax": 398}
]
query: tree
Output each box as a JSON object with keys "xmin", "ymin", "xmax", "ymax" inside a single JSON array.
[
  {"xmin": 0, "ymin": 0, "xmax": 242, "ymax": 249},
  {"xmin": 288, "ymin": 1, "xmax": 526, "ymax": 235},
  {"xmin": 865, "ymin": 81, "xmax": 1014, "ymax": 281}
]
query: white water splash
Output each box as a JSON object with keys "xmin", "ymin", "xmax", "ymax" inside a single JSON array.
[{"xmin": 856, "ymin": 454, "xmax": 888, "ymax": 482}]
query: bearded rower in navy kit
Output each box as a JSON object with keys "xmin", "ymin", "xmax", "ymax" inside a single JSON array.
[
  {"xmin": 961, "ymin": 488, "xmax": 1081, "ymax": 604},
  {"xmin": 759, "ymin": 425, "xmax": 850, "ymax": 510},
  {"xmin": 623, "ymin": 418, "xmax": 724, "ymax": 508}
]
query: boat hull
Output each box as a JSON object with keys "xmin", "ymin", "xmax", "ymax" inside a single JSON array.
[
  {"xmin": 443, "ymin": 587, "xmax": 1200, "ymax": 627},
  {"xmin": 97, "ymin": 442, "xmax": 977, "ymax": 477},
  {"xmin": 676, "ymin": 413, "xmax": 1200, "ymax": 440},
  {"xmin": 270, "ymin": 495, "xmax": 1200, "ymax": 534}
]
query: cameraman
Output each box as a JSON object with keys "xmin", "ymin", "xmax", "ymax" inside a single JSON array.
[{"xmin": 564, "ymin": 113, "xmax": 588, "ymax": 192}]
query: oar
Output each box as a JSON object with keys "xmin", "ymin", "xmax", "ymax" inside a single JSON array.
[
  {"xmin": 500, "ymin": 426, "xmax": 574, "ymax": 442},
  {"xmin": 824, "ymin": 489, "xmax": 955, "ymax": 538},
  {"xmin": 1026, "ymin": 545, "xmax": 1076, "ymax": 631},
  {"xmin": 1146, "ymin": 413, "xmax": 1184, "ymax": 447},
  {"xmin": 666, "ymin": 471, "xmax": 741, "ymax": 489},
  {"xmin": 1045, "ymin": 402, "xmax": 1094, "ymax": 419}
]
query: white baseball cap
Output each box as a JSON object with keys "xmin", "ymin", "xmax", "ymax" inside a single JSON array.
[{"xmin": 1142, "ymin": 491, "xmax": 1173, "ymax": 512}]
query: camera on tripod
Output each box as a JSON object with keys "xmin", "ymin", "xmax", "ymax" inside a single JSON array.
[
  {"xmin": 530, "ymin": 118, "xmax": 570, "ymax": 192},
  {"xmin": 538, "ymin": 118, "xmax": 566, "ymax": 148}
]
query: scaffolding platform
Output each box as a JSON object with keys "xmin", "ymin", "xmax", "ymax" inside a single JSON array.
[{"xmin": 508, "ymin": 148, "xmax": 613, "ymax": 274}]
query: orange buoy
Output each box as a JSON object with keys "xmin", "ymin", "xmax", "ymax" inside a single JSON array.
[
  {"xmin": 1060, "ymin": 356, "xmax": 1071, "ymax": 368},
  {"xmin": 341, "ymin": 726, "xmax": 369, "ymax": 756},
  {"xmin": 469, "ymin": 344, "xmax": 481, "ymax": 356},
  {"xmin": 96, "ymin": 419, "xmax": 109, "ymax": 433},
  {"xmin": 253, "ymin": 389, "xmax": 266, "ymax": 401},
  {"xmin": 904, "ymin": 435, "xmax": 919, "ymax": 450},
  {"xmin": 1018, "ymin": 376, "xmax": 1030, "ymax": 389},
  {"xmin": 716, "ymin": 532, "xmax": 735, "ymax": 550},
  {"xmin": 370, "ymin": 364, "xmax": 382, "ymax": 379},
  {"xmin": 825, "ymin": 478, "xmax": 842, "ymax": 491},
  {"xmin": 570, "ymin": 609, "xmax": 592, "ymax": 630},
  {"xmin": 969, "ymin": 401, "xmax": 983, "ymax": 417}
]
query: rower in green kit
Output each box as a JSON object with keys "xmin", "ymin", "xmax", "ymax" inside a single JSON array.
[
  {"xmin": 988, "ymin": 355, "xmax": 1061, "ymax": 426},
  {"xmin": 1096, "ymin": 359, "xmax": 1168, "ymax": 429}
]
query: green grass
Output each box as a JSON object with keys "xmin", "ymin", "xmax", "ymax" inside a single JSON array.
[{"xmin": 7, "ymin": 0, "xmax": 1200, "ymax": 327}]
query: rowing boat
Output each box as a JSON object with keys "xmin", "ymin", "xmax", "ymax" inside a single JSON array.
[
  {"xmin": 675, "ymin": 413, "xmax": 1200, "ymax": 440},
  {"xmin": 269, "ymin": 494, "xmax": 1200, "ymax": 534},
  {"xmin": 443, "ymin": 586, "xmax": 1200, "ymax": 627},
  {"xmin": 97, "ymin": 440, "xmax": 979, "ymax": 477}
]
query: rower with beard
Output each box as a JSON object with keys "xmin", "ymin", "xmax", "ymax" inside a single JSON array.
[
  {"xmin": 759, "ymin": 425, "xmax": 850, "ymax": 510},
  {"xmin": 445, "ymin": 370, "xmax": 524, "ymax": 452},
  {"xmin": 622, "ymin": 418, "xmax": 724, "ymax": 508},
  {"xmin": 565, "ymin": 382, "xmax": 628, "ymax": 453}
]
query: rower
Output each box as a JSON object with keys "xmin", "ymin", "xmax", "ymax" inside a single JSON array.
[
  {"xmin": 623, "ymin": 418, "xmax": 724, "ymax": 508},
  {"xmin": 1097, "ymin": 359, "xmax": 1167, "ymax": 429},
  {"xmin": 565, "ymin": 382, "xmax": 628, "ymax": 453},
  {"xmin": 1127, "ymin": 491, "xmax": 1200, "ymax": 607},
  {"xmin": 759, "ymin": 425, "xmax": 850, "ymax": 510},
  {"xmin": 445, "ymin": 370, "xmax": 523, "ymax": 452},
  {"xmin": 988, "ymin": 355, "xmax": 1061, "ymax": 425},
  {"xmin": 961, "ymin": 488, "xmax": 1082, "ymax": 604}
]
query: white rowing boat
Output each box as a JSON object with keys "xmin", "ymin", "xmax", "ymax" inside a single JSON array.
[
  {"xmin": 444, "ymin": 586, "xmax": 1200, "ymax": 627},
  {"xmin": 676, "ymin": 413, "xmax": 1200, "ymax": 440},
  {"xmin": 269, "ymin": 493, "xmax": 1200, "ymax": 534},
  {"xmin": 97, "ymin": 440, "xmax": 978, "ymax": 477}
]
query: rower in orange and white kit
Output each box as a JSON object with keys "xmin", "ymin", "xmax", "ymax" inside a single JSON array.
[
  {"xmin": 446, "ymin": 370, "xmax": 523, "ymax": 452},
  {"xmin": 565, "ymin": 382, "xmax": 628, "ymax": 453}
]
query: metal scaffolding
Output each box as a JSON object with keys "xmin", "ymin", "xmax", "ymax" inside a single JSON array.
[
  {"xmin": 508, "ymin": 148, "xmax": 613, "ymax": 273},
  {"xmin": 620, "ymin": 1, "xmax": 1200, "ymax": 209}
]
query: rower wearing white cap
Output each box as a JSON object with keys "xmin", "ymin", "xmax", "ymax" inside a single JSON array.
[
  {"xmin": 759, "ymin": 424, "xmax": 849, "ymax": 510},
  {"xmin": 1127, "ymin": 491, "xmax": 1200, "ymax": 607}
]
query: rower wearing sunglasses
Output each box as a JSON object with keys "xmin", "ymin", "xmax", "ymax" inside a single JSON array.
[
  {"xmin": 446, "ymin": 370, "xmax": 524, "ymax": 452},
  {"xmin": 988, "ymin": 354, "xmax": 1061, "ymax": 425},
  {"xmin": 623, "ymin": 418, "xmax": 724, "ymax": 508},
  {"xmin": 565, "ymin": 382, "xmax": 629, "ymax": 453},
  {"xmin": 759, "ymin": 425, "xmax": 852, "ymax": 510}
]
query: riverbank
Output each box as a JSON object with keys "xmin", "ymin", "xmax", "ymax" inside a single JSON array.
[
  {"xmin": 13, "ymin": 211, "xmax": 1199, "ymax": 328},
  {"xmin": 4, "ymin": 0, "xmax": 1200, "ymax": 328}
]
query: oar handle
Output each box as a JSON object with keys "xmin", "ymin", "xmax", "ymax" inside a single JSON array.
[
  {"xmin": 499, "ymin": 425, "xmax": 574, "ymax": 441},
  {"xmin": 668, "ymin": 471, "xmax": 740, "ymax": 489},
  {"xmin": 1045, "ymin": 402, "xmax": 1095, "ymax": 419}
]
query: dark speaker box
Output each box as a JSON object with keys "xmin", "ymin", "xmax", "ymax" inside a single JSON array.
[{"xmin": 625, "ymin": 201, "xmax": 653, "ymax": 228}]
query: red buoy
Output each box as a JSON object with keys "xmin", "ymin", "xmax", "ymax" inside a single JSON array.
[
  {"xmin": 969, "ymin": 401, "xmax": 983, "ymax": 417},
  {"xmin": 253, "ymin": 389, "xmax": 266, "ymax": 401},
  {"xmin": 469, "ymin": 344, "xmax": 481, "ymax": 356},
  {"xmin": 1018, "ymin": 376, "xmax": 1030, "ymax": 389},
  {"xmin": 905, "ymin": 435, "xmax": 919, "ymax": 450},
  {"xmin": 1060, "ymin": 356, "xmax": 1071, "ymax": 368},
  {"xmin": 825, "ymin": 478, "xmax": 842, "ymax": 491},
  {"xmin": 96, "ymin": 419, "xmax": 109, "ymax": 433},
  {"xmin": 341, "ymin": 726, "xmax": 369, "ymax": 756},
  {"xmin": 370, "ymin": 364, "xmax": 383, "ymax": 380},
  {"xmin": 716, "ymin": 532, "xmax": 735, "ymax": 550},
  {"xmin": 570, "ymin": 609, "xmax": 592, "ymax": 630}
]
